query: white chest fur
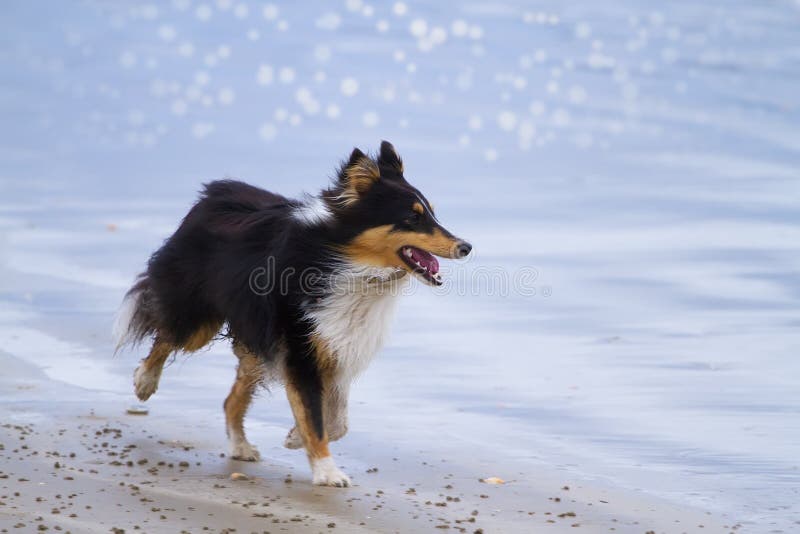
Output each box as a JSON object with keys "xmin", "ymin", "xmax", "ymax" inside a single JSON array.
[{"xmin": 305, "ymin": 271, "xmax": 406, "ymax": 385}]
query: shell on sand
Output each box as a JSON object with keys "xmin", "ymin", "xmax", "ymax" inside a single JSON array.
[{"xmin": 126, "ymin": 405, "xmax": 149, "ymax": 415}]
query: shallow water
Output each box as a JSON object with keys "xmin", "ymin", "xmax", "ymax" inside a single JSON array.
[{"xmin": 1, "ymin": 0, "xmax": 799, "ymax": 531}]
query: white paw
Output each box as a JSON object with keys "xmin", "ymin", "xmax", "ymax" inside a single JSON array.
[
  {"xmin": 311, "ymin": 456, "xmax": 351, "ymax": 487},
  {"xmin": 230, "ymin": 439, "xmax": 261, "ymax": 462},
  {"xmin": 133, "ymin": 365, "xmax": 161, "ymax": 401},
  {"xmin": 284, "ymin": 427, "xmax": 303, "ymax": 449},
  {"xmin": 284, "ymin": 424, "xmax": 347, "ymax": 449}
]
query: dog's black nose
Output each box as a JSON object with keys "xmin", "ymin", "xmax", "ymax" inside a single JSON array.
[{"xmin": 456, "ymin": 241, "xmax": 472, "ymax": 258}]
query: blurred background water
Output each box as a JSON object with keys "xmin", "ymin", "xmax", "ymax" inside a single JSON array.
[{"xmin": 1, "ymin": 1, "xmax": 799, "ymax": 530}]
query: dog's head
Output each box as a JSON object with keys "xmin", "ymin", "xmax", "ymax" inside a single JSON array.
[{"xmin": 331, "ymin": 141, "xmax": 472, "ymax": 286}]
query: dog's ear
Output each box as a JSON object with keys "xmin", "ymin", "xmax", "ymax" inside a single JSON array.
[
  {"xmin": 339, "ymin": 147, "xmax": 380, "ymax": 204},
  {"xmin": 378, "ymin": 140, "xmax": 403, "ymax": 174},
  {"xmin": 347, "ymin": 147, "xmax": 367, "ymax": 168}
]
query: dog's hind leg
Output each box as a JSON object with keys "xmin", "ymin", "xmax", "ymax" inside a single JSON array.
[
  {"xmin": 133, "ymin": 338, "xmax": 174, "ymax": 401},
  {"xmin": 134, "ymin": 323, "xmax": 219, "ymax": 401},
  {"xmin": 224, "ymin": 342, "xmax": 265, "ymax": 461}
]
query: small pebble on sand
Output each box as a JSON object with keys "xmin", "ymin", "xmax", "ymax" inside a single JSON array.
[{"xmin": 126, "ymin": 405, "xmax": 149, "ymax": 415}]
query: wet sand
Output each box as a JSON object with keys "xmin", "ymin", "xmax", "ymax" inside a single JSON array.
[{"xmin": 0, "ymin": 353, "xmax": 734, "ymax": 534}]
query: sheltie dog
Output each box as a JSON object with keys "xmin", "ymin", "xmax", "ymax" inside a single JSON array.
[{"xmin": 113, "ymin": 141, "xmax": 471, "ymax": 486}]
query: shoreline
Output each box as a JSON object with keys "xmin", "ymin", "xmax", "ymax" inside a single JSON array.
[{"xmin": 0, "ymin": 356, "xmax": 735, "ymax": 533}]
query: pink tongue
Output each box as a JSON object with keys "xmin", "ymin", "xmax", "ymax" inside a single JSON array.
[{"xmin": 410, "ymin": 247, "xmax": 439, "ymax": 274}]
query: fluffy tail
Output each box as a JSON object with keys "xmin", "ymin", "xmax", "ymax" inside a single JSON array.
[{"xmin": 113, "ymin": 276, "xmax": 159, "ymax": 352}]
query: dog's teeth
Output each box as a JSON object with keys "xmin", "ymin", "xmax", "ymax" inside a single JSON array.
[{"xmin": 404, "ymin": 248, "xmax": 413, "ymax": 257}]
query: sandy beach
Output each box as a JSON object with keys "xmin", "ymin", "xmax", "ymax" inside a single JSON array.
[{"xmin": 1, "ymin": 349, "xmax": 734, "ymax": 533}]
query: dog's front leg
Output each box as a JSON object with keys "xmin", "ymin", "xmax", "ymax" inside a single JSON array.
[
  {"xmin": 325, "ymin": 378, "xmax": 349, "ymax": 442},
  {"xmin": 284, "ymin": 339, "xmax": 350, "ymax": 487},
  {"xmin": 284, "ymin": 376, "xmax": 349, "ymax": 448}
]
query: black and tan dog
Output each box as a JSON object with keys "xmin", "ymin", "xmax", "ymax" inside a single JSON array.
[{"xmin": 114, "ymin": 141, "xmax": 471, "ymax": 486}]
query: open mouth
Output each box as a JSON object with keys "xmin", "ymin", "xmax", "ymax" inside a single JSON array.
[{"xmin": 398, "ymin": 246, "xmax": 442, "ymax": 286}]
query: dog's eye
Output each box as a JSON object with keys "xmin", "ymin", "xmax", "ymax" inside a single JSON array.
[{"xmin": 405, "ymin": 212, "xmax": 422, "ymax": 225}]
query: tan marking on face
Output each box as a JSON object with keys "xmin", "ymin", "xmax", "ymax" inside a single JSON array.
[
  {"xmin": 341, "ymin": 224, "xmax": 462, "ymax": 270},
  {"xmin": 340, "ymin": 157, "xmax": 380, "ymax": 207},
  {"xmin": 181, "ymin": 322, "xmax": 222, "ymax": 352},
  {"xmin": 412, "ymin": 202, "xmax": 424, "ymax": 215}
]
